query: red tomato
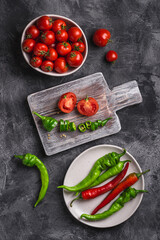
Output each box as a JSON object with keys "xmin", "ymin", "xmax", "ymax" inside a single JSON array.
[
  {"xmin": 30, "ymin": 56, "xmax": 42, "ymax": 67},
  {"xmin": 26, "ymin": 25, "xmax": 40, "ymax": 39},
  {"xmin": 72, "ymin": 41, "xmax": 85, "ymax": 53},
  {"xmin": 55, "ymin": 30, "xmax": 68, "ymax": 42},
  {"xmin": 40, "ymin": 31, "xmax": 55, "ymax": 45},
  {"xmin": 54, "ymin": 57, "xmax": 69, "ymax": 73},
  {"xmin": 66, "ymin": 51, "xmax": 83, "ymax": 67},
  {"xmin": 36, "ymin": 16, "xmax": 53, "ymax": 31},
  {"xmin": 56, "ymin": 42, "xmax": 71, "ymax": 56},
  {"xmin": 52, "ymin": 19, "xmax": 67, "ymax": 32},
  {"xmin": 77, "ymin": 97, "xmax": 99, "ymax": 116},
  {"xmin": 93, "ymin": 29, "xmax": 111, "ymax": 47},
  {"xmin": 45, "ymin": 48, "xmax": 58, "ymax": 61},
  {"xmin": 41, "ymin": 60, "xmax": 54, "ymax": 72},
  {"xmin": 48, "ymin": 43, "xmax": 56, "ymax": 48},
  {"xmin": 22, "ymin": 39, "xmax": 35, "ymax": 53},
  {"xmin": 68, "ymin": 27, "xmax": 82, "ymax": 42},
  {"xmin": 106, "ymin": 50, "xmax": 118, "ymax": 62},
  {"xmin": 33, "ymin": 43, "xmax": 48, "ymax": 57},
  {"xmin": 58, "ymin": 92, "xmax": 77, "ymax": 113}
]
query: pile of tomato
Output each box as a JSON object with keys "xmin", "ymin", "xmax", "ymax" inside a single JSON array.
[{"xmin": 22, "ymin": 16, "xmax": 86, "ymax": 73}]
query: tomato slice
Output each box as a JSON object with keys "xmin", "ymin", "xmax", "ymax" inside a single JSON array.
[
  {"xmin": 77, "ymin": 97, "xmax": 99, "ymax": 116},
  {"xmin": 58, "ymin": 92, "xmax": 77, "ymax": 113}
]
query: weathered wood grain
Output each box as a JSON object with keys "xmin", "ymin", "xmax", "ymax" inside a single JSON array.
[{"xmin": 27, "ymin": 72, "xmax": 142, "ymax": 155}]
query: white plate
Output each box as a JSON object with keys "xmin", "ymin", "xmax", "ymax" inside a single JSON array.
[{"xmin": 63, "ymin": 145, "xmax": 145, "ymax": 228}]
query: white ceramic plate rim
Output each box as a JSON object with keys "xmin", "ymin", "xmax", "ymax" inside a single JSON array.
[
  {"xmin": 21, "ymin": 14, "xmax": 88, "ymax": 77},
  {"xmin": 62, "ymin": 144, "xmax": 145, "ymax": 228}
]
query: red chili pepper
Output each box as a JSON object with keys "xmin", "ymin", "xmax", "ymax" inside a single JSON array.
[
  {"xmin": 91, "ymin": 169, "xmax": 150, "ymax": 215},
  {"xmin": 70, "ymin": 162, "xmax": 129, "ymax": 207}
]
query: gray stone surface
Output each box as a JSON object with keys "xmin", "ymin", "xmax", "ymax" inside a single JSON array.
[{"xmin": 0, "ymin": 0, "xmax": 159, "ymax": 239}]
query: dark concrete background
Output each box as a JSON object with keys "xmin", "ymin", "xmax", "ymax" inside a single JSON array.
[{"xmin": 0, "ymin": 0, "xmax": 159, "ymax": 239}]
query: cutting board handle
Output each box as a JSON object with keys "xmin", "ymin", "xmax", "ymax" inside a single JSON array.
[{"xmin": 110, "ymin": 80, "xmax": 142, "ymax": 112}]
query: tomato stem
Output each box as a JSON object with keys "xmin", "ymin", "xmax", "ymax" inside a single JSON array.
[
  {"xmin": 85, "ymin": 96, "xmax": 89, "ymax": 101},
  {"xmin": 61, "ymin": 24, "xmax": 66, "ymax": 30},
  {"xmin": 26, "ymin": 34, "xmax": 32, "ymax": 39},
  {"xmin": 63, "ymin": 42, "xmax": 68, "ymax": 48},
  {"xmin": 70, "ymin": 52, "xmax": 76, "ymax": 58},
  {"xmin": 73, "ymin": 46, "xmax": 80, "ymax": 51},
  {"xmin": 108, "ymin": 39, "xmax": 112, "ymax": 43},
  {"xmin": 45, "ymin": 66, "xmax": 52, "ymax": 72}
]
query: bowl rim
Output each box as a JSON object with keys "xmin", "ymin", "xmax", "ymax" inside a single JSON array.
[{"xmin": 21, "ymin": 14, "xmax": 88, "ymax": 77}]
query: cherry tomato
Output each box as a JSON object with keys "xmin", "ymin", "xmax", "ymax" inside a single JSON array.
[
  {"xmin": 22, "ymin": 39, "xmax": 35, "ymax": 53},
  {"xmin": 40, "ymin": 31, "xmax": 55, "ymax": 45},
  {"xmin": 30, "ymin": 56, "xmax": 42, "ymax": 68},
  {"xmin": 56, "ymin": 42, "xmax": 71, "ymax": 56},
  {"xmin": 26, "ymin": 25, "xmax": 40, "ymax": 39},
  {"xmin": 54, "ymin": 57, "xmax": 69, "ymax": 73},
  {"xmin": 33, "ymin": 43, "xmax": 48, "ymax": 57},
  {"xmin": 48, "ymin": 43, "xmax": 56, "ymax": 49},
  {"xmin": 72, "ymin": 41, "xmax": 85, "ymax": 53},
  {"xmin": 66, "ymin": 51, "xmax": 83, "ymax": 67},
  {"xmin": 41, "ymin": 60, "xmax": 54, "ymax": 72},
  {"xmin": 52, "ymin": 19, "xmax": 67, "ymax": 32},
  {"xmin": 45, "ymin": 48, "xmax": 58, "ymax": 61},
  {"xmin": 77, "ymin": 97, "xmax": 99, "ymax": 116},
  {"xmin": 36, "ymin": 16, "xmax": 53, "ymax": 31},
  {"xmin": 68, "ymin": 27, "xmax": 82, "ymax": 42},
  {"xmin": 93, "ymin": 29, "xmax": 111, "ymax": 47},
  {"xmin": 55, "ymin": 30, "xmax": 68, "ymax": 42},
  {"xmin": 58, "ymin": 92, "xmax": 77, "ymax": 113},
  {"xmin": 106, "ymin": 50, "xmax": 118, "ymax": 62}
]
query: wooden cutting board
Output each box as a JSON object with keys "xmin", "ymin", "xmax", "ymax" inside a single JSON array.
[{"xmin": 27, "ymin": 72, "xmax": 142, "ymax": 156}]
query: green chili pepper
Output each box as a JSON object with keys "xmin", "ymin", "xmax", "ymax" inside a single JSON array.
[
  {"xmin": 69, "ymin": 122, "xmax": 76, "ymax": 131},
  {"xmin": 90, "ymin": 118, "xmax": 112, "ymax": 131},
  {"xmin": 33, "ymin": 112, "xmax": 58, "ymax": 132},
  {"xmin": 60, "ymin": 119, "xmax": 65, "ymax": 132},
  {"xmin": 15, "ymin": 153, "xmax": 49, "ymax": 207},
  {"xmin": 60, "ymin": 120, "xmax": 76, "ymax": 132},
  {"xmin": 57, "ymin": 149, "xmax": 126, "ymax": 192},
  {"xmin": 65, "ymin": 120, "xmax": 70, "ymax": 131},
  {"xmin": 78, "ymin": 123, "xmax": 86, "ymax": 132},
  {"xmin": 90, "ymin": 122, "xmax": 96, "ymax": 131},
  {"xmin": 95, "ymin": 121, "xmax": 99, "ymax": 129},
  {"xmin": 97, "ymin": 120, "xmax": 102, "ymax": 126},
  {"xmin": 85, "ymin": 121, "xmax": 92, "ymax": 129},
  {"xmin": 91, "ymin": 121, "xmax": 98, "ymax": 131},
  {"xmin": 101, "ymin": 117, "xmax": 112, "ymax": 127},
  {"xmin": 78, "ymin": 160, "xmax": 131, "ymax": 192},
  {"xmin": 80, "ymin": 187, "xmax": 148, "ymax": 221}
]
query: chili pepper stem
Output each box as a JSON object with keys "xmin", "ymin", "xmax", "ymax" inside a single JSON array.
[
  {"xmin": 14, "ymin": 155, "xmax": 23, "ymax": 159},
  {"xmin": 34, "ymin": 201, "xmax": 39, "ymax": 208},
  {"xmin": 70, "ymin": 195, "xmax": 82, "ymax": 207},
  {"xmin": 137, "ymin": 190, "xmax": 148, "ymax": 193},
  {"xmin": 107, "ymin": 117, "xmax": 112, "ymax": 121},
  {"xmin": 119, "ymin": 149, "xmax": 126, "ymax": 157},
  {"xmin": 124, "ymin": 160, "xmax": 131, "ymax": 163},
  {"xmin": 136, "ymin": 169, "xmax": 150, "ymax": 178},
  {"xmin": 33, "ymin": 111, "xmax": 45, "ymax": 120},
  {"xmin": 75, "ymin": 191, "xmax": 80, "ymax": 196}
]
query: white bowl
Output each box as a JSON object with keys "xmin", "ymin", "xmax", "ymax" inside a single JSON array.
[{"xmin": 21, "ymin": 14, "xmax": 88, "ymax": 77}]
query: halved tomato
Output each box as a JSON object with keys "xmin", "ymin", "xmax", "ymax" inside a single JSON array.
[
  {"xmin": 58, "ymin": 92, "xmax": 77, "ymax": 113},
  {"xmin": 77, "ymin": 97, "xmax": 99, "ymax": 116}
]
